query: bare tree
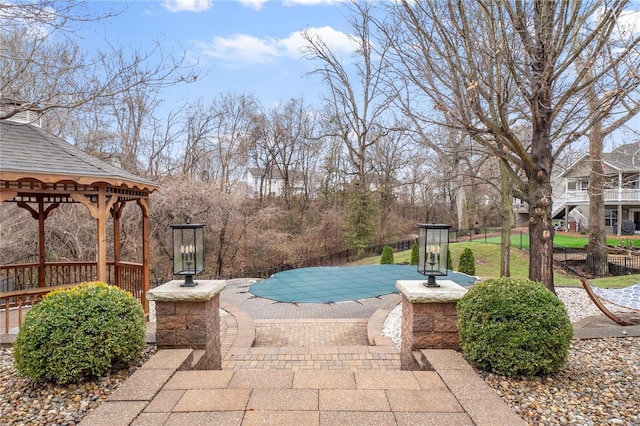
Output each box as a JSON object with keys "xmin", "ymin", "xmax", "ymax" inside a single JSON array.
[
  {"xmin": 572, "ymin": 19, "xmax": 640, "ymax": 274},
  {"xmin": 207, "ymin": 93, "xmax": 257, "ymax": 193},
  {"xmin": 181, "ymin": 100, "xmax": 215, "ymax": 182},
  {"xmin": 302, "ymin": 1, "xmax": 395, "ymax": 250},
  {"xmin": 370, "ymin": 125, "xmax": 412, "ymax": 243},
  {"xmin": 0, "ymin": 1, "xmax": 196, "ymax": 121},
  {"xmin": 317, "ymin": 132, "xmax": 349, "ymax": 209},
  {"xmin": 253, "ymin": 98, "xmax": 317, "ymax": 209},
  {"xmin": 380, "ymin": 0, "xmax": 640, "ymax": 291}
]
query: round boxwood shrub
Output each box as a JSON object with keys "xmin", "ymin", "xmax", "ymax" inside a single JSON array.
[
  {"xmin": 13, "ymin": 282, "xmax": 145, "ymax": 384},
  {"xmin": 457, "ymin": 277, "xmax": 573, "ymax": 377},
  {"xmin": 458, "ymin": 247, "xmax": 476, "ymax": 275},
  {"xmin": 447, "ymin": 247, "xmax": 453, "ymax": 270},
  {"xmin": 380, "ymin": 246, "xmax": 394, "ymax": 264}
]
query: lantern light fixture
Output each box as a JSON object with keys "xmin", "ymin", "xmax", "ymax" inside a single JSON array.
[
  {"xmin": 170, "ymin": 220, "xmax": 205, "ymax": 287},
  {"xmin": 417, "ymin": 222, "xmax": 451, "ymax": 288}
]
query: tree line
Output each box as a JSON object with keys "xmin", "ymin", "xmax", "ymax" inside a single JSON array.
[{"xmin": 2, "ymin": 1, "xmax": 639, "ymax": 291}]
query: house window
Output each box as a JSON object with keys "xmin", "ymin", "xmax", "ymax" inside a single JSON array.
[
  {"xmin": 580, "ymin": 179, "xmax": 589, "ymax": 191},
  {"xmin": 605, "ymin": 209, "xmax": 617, "ymax": 227},
  {"xmin": 253, "ymin": 177, "xmax": 260, "ymax": 186}
]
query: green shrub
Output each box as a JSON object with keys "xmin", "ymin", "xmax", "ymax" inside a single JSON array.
[
  {"xmin": 458, "ymin": 247, "xmax": 476, "ymax": 275},
  {"xmin": 457, "ymin": 277, "xmax": 573, "ymax": 377},
  {"xmin": 409, "ymin": 242, "xmax": 419, "ymax": 266},
  {"xmin": 447, "ymin": 247, "xmax": 453, "ymax": 270},
  {"xmin": 13, "ymin": 282, "xmax": 145, "ymax": 384},
  {"xmin": 380, "ymin": 246, "xmax": 394, "ymax": 264}
]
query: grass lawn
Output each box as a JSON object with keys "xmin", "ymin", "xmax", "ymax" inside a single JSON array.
[
  {"xmin": 353, "ymin": 241, "xmax": 640, "ymax": 288},
  {"xmin": 483, "ymin": 232, "xmax": 639, "ymax": 249}
]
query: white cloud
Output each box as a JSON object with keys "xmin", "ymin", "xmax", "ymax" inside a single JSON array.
[
  {"xmin": 197, "ymin": 26, "xmax": 355, "ymax": 66},
  {"xmin": 297, "ymin": 26, "xmax": 357, "ymax": 55},
  {"xmin": 617, "ymin": 10, "xmax": 640, "ymax": 34},
  {"xmin": 283, "ymin": 0, "xmax": 344, "ymax": 5},
  {"xmin": 237, "ymin": 0, "xmax": 342, "ymax": 10},
  {"xmin": 197, "ymin": 34, "xmax": 282, "ymax": 65},
  {"xmin": 237, "ymin": 0, "xmax": 269, "ymax": 10},
  {"xmin": 162, "ymin": 0, "xmax": 213, "ymax": 13}
]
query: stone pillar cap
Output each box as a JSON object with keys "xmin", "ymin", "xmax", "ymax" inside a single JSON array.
[
  {"xmin": 147, "ymin": 279, "xmax": 225, "ymax": 302},
  {"xmin": 396, "ymin": 280, "xmax": 467, "ymax": 303}
]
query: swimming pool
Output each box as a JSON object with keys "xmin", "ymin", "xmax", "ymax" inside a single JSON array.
[{"xmin": 249, "ymin": 265, "xmax": 476, "ymax": 304}]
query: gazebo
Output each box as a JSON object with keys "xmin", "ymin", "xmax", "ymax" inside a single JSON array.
[{"xmin": 0, "ymin": 100, "xmax": 159, "ymax": 332}]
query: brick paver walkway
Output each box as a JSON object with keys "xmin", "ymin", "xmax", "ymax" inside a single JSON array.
[
  {"xmin": 253, "ymin": 319, "xmax": 369, "ymax": 347},
  {"xmin": 217, "ymin": 279, "xmax": 402, "ymax": 371},
  {"xmin": 78, "ymin": 278, "xmax": 527, "ymax": 425}
]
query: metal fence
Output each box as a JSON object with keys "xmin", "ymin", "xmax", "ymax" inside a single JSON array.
[
  {"xmin": 199, "ymin": 228, "xmax": 639, "ymax": 281},
  {"xmin": 554, "ymin": 247, "xmax": 640, "ymax": 279},
  {"xmin": 449, "ymin": 227, "xmax": 640, "ymax": 279},
  {"xmin": 449, "ymin": 227, "xmax": 529, "ymax": 248},
  {"xmin": 213, "ymin": 239, "xmax": 416, "ymax": 280}
]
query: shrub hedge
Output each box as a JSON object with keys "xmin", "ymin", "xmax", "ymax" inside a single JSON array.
[
  {"xmin": 458, "ymin": 247, "xmax": 476, "ymax": 275},
  {"xmin": 457, "ymin": 277, "xmax": 573, "ymax": 377},
  {"xmin": 13, "ymin": 282, "xmax": 145, "ymax": 384},
  {"xmin": 380, "ymin": 246, "xmax": 395, "ymax": 264},
  {"xmin": 409, "ymin": 242, "xmax": 419, "ymax": 266}
]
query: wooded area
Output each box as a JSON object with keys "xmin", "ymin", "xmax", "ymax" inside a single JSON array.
[{"xmin": 1, "ymin": 1, "xmax": 639, "ymax": 291}]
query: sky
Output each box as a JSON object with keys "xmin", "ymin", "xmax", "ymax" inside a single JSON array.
[
  {"xmin": 10, "ymin": 0, "xmax": 631, "ymax": 151},
  {"xmin": 79, "ymin": 0, "xmax": 356, "ymax": 108},
  {"xmin": 66, "ymin": 0, "xmax": 640, "ymax": 149}
]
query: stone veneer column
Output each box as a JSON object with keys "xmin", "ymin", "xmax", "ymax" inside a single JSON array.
[
  {"xmin": 396, "ymin": 280, "xmax": 467, "ymax": 370},
  {"xmin": 146, "ymin": 280, "xmax": 225, "ymax": 370}
]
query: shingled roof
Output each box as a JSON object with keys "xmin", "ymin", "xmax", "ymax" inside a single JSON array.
[
  {"xmin": 604, "ymin": 142, "xmax": 640, "ymax": 171},
  {"xmin": 0, "ymin": 120, "xmax": 158, "ymax": 192}
]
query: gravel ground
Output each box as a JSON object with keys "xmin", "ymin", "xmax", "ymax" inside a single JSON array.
[
  {"xmin": 383, "ymin": 287, "xmax": 640, "ymax": 425},
  {"xmin": 0, "ymin": 345, "xmax": 156, "ymax": 426},
  {"xmin": 0, "ymin": 288, "xmax": 637, "ymax": 425}
]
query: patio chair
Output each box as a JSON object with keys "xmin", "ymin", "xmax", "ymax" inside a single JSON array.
[{"xmin": 579, "ymin": 278, "xmax": 640, "ymax": 326}]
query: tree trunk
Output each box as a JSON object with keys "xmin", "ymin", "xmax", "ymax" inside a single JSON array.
[
  {"xmin": 499, "ymin": 159, "xmax": 513, "ymax": 277},
  {"xmin": 587, "ymin": 122, "xmax": 608, "ymax": 277},
  {"xmin": 456, "ymin": 185, "xmax": 468, "ymax": 233},
  {"xmin": 527, "ymin": 147, "xmax": 555, "ymax": 292}
]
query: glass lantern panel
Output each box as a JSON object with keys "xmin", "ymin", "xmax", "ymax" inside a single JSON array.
[
  {"xmin": 418, "ymin": 226, "xmax": 426, "ymax": 274},
  {"xmin": 171, "ymin": 224, "xmax": 203, "ymax": 275},
  {"xmin": 195, "ymin": 226, "xmax": 205, "ymax": 274},
  {"xmin": 417, "ymin": 224, "xmax": 450, "ymax": 277}
]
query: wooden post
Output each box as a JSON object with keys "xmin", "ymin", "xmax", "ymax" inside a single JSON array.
[
  {"xmin": 96, "ymin": 187, "xmax": 108, "ymax": 283},
  {"xmin": 112, "ymin": 201, "xmax": 124, "ymax": 287},
  {"xmin": 16, "ymin": 197, "xmax": 59, "ymax": 288},
  {"xmin": 71, "ymin": 189, "xmax": 117, "ymax": 284},
  {"xmin": 37, "ymin": 197, "xmax": 46, "ymax": 288},
  {"xmin": 138, "ymin": 198, "xmax": 151, "ymax": 316}
]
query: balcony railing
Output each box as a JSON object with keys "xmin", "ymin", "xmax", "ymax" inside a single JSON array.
[
  {"xmin": 1, "ymin": 261, "xmax": 145, "ymax": 334},
  {"xmin": 565, "ymin": 189, "xmax": 640, "ymax": 204}
]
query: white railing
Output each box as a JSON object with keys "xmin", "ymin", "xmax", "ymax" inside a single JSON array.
[
  {"xmin": 565, "ymin": 191, "xmax": 590, "ymax": 203},
  {"xmin": 603, "ymin": 189, "xmax": 640, "ymax": 202},
  {"xmin": 565, "ymin": 189, "xmax": 640, "ymax": 203}
]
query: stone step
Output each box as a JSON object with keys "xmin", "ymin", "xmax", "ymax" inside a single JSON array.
[{"xmin": 223, "ymin": 345, "xmax": 401, "ymax": 370}]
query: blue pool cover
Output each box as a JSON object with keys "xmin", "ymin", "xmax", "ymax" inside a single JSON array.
[{"xmin": 249, "ymin": 265, "xmax": 476, "ymax": 304}]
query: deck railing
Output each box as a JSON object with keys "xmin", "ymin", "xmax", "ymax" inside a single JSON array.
[{"xmin": 1, "ymin": 261, "xmax": 145, "ymax": 333}]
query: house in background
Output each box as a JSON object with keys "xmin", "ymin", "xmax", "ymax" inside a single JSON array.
[
  {"xmin": 513, "ymin": 143, "xmax": 640, "ymax": 235},
  {"xmin": 552, "ymin": 143, "xmax": 640, "ymax": 235},
  {"xmin": 245, "ymin": 167, "xmax": 305, "ymax": 198}
]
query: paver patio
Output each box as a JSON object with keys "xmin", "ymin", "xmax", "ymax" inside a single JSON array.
[{"xmin": 80, "ymin": 279, "xmax": 528, "ymax": 425}]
